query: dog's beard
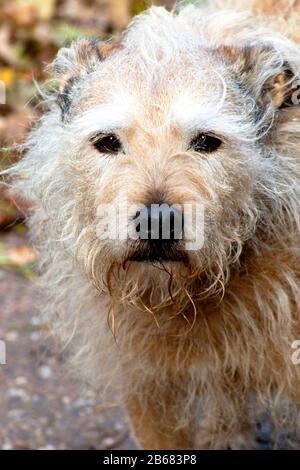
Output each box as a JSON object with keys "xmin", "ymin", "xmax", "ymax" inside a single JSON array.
[
  {"xmin": 96, "ymin": 244, "xmax": 229, "ymax": 335},
  {"xmin": 76, "ymin": 225, "xmax": 238, "ymax": 336},
  {"xmin": 82, "ymin": 237, "xmax": 227, "ymax": 295}
]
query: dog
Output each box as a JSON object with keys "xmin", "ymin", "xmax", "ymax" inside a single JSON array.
[{"xmin": 9, "ymin": 0, "xmax": 300, "ymax": 449}]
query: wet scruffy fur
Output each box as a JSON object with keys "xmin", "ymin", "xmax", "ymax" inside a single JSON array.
[{"xmin": 10, "ymin": 0, "xmax": 300, "ymax": 449}]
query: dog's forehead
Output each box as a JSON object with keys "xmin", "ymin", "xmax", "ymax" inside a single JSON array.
[{"xmin": 71, "ymin": 48, "xmax": 237, "ymax": 136}]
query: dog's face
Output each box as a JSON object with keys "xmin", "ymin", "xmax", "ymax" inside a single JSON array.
[{"xmin": 40, "ymin": 8, "xmax": 297, "ymax": 303}]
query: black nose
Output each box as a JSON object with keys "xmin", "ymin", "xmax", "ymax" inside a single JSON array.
[{"xmin": 134, "ymin": 204, "xmax": 183, "ymax": 241}]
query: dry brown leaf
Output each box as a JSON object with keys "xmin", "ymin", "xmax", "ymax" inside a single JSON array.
[
  {"xmin": 6, "ymin": 246, "xmax": 37, "ymax": 267},
  {"xmin": 0, "ymin": 67, "xmax": 15, "ymax": 87},
  {"xmin": 0, "ymin": 200, "xmax": 20, "ymax": 228},
  {"xmin": 3, "ymin": 0, "xmax": 56, "ymax": 26},
  {"xmin": 108, "ymin": 0, "xmax": 131, "ymax": 31}
]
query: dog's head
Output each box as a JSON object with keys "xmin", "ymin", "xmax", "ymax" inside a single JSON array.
[{"xmin": 20, "ymin": 7, "xmax": 300, "ymax": 308}]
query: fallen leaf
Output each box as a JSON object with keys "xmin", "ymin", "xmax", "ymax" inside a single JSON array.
[
  {"xmin": 0, "ymin": 243, "xmax": 37, "ymax": 268},
  {"xmin": 29, "ymin": 0, "xmax": 57, "ymax": 21},
  {"xmin": 6, "ymin": 245, "xmax": 37, "ymax": 267},
  {"xmin": 0, "ymin": 200, "xmax": 20, "ymax": 228},
  {"xmin": 108, "ymin": 0, "xmax": 131, "ymax": 31},
  {"xmin": 132, "ymin": 0, "xmax": 148, "ymax": 15},
  {"xmin": 0, "ymin": 68, "xmax": 15, "ymax": 88},
  {"xmin": 3, "ymin": 0, "xmax": 57, "ymax": 26}
]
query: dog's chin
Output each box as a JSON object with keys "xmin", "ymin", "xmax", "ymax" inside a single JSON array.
[{"xmin": 127, "ymin": 240, "xmax": 189, "ymax": 264}]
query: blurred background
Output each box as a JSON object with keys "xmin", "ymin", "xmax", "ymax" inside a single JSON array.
[{"xmin": 0, "ymin": 0, "xmax": 179, "ymax": 450}]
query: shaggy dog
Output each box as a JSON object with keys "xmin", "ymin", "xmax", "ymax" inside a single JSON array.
[{"xmin": 9, "ymin": 0, "xmax": 300, "ymax": 449}]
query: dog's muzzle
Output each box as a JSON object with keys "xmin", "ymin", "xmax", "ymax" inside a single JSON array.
[{"xmin": 129, "ymin": 204, "xmax": 186, "ymax": 262}]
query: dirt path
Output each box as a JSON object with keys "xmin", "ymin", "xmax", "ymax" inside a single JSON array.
[{"xmin": 0, "ymin": 232, "xmax": 135, "ymax": 450}]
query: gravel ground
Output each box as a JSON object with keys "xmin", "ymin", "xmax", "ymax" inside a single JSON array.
[{"xmin": 0, "ymin": 232, "xmax": 136, "ymax": 450}]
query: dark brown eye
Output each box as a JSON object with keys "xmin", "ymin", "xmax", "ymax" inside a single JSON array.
[
  {"xmin": 92, "ymin": 133, "xmax": 122, "ymax": 154},
  {"xmin": 190, "ymin": 133, "xmax": 222, "ymax": 153}
]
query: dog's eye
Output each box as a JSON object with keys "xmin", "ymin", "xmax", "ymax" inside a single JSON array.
[
  {"xmin": 92, "ymin": 133, "xmax": 122, "ymax": 154},
  {"xmin": 190, "ymin": 133, "xmax": 222, "ymax": 153}
]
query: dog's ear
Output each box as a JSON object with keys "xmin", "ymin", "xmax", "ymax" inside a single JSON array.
[
  {"xmin": 53, "ymin": 37, "xmax": 122, "ymax": 118},
  {"xmin": 218, "ymin": 45, "xmax": 296, "ymax": 110}
]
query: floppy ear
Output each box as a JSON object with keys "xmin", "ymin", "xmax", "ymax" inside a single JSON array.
[
  {"xmin": 218, "ymin": 45, "xmax": 295, "ymax": 110},
  {"xmin": 53, "ymin": 37, "xmax": 122, "ymax": 118}
]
